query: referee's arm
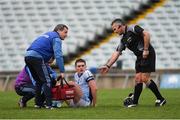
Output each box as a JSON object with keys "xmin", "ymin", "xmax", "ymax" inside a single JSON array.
[
  {"xmin": 106, "ymin": 51, "xmax": 121, "ymax": 67},
  {"xmin": 99, "ymin": 51, "xmax": 121, "ymax": 74}
]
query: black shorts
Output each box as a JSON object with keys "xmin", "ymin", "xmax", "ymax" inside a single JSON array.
[{"xmin": 135, "ymin": 48, "xmax": 156, "ymax": 73}]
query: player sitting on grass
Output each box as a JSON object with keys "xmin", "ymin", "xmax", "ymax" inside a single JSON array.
[{"xmin": 65, "ymin": 59, "xmax": 97, "ymax": 107}]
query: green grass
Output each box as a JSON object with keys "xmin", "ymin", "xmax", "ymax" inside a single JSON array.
[{"xmin": 0, "ymin": 89, "xmax": 180, "ymax": 119}]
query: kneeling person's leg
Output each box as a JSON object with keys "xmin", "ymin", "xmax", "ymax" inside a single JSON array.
[{"xmin": 21, "ymin": 84, "xmax": 35, "ymax": 103}]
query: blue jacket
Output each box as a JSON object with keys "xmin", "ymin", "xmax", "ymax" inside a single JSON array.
[{"xmin": 26, "ymin": 31, "xmax": 65, "ymax": 72}]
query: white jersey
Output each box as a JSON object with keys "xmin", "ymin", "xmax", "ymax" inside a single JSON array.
[{"xmin": 74, "ymin": 70, "xmax": 95, "ymax": 102}]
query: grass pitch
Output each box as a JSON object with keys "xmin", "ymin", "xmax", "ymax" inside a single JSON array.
[{"xmin": 0, "ymin": 89, "xmax": 180, "ymax": 119}]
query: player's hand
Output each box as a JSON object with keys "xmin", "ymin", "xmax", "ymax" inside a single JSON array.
[
  {"xmin": 92, "ymin": 103, "xmax": 96, "ymax": 107},
  {"xmin": 143, "ymin": 50, "xmax": 149, "ymax": 59},
  {"xmin": 99, "ymin": 65, "xmax": 109, "ymax": 74},
  {"xmin": 60, "ymin": 73, "xmax": 65, "ymax": 79}
]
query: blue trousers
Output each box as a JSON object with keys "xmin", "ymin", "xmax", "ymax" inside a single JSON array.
[{"xmin": 15, "ymin": 84, "xmax": 35, "ymax": 103}]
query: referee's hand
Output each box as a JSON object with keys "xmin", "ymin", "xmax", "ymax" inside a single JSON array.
[{"xmin": 99, "ymin": 65, "xmax": 109, "ymax": 74}]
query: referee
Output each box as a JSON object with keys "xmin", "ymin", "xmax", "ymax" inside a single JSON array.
[{"xmin": 99, "ymin": 18, "xmax": 166, "ymax": 107}]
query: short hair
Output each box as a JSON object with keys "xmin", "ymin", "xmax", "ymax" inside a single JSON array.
[
  {"xmin": 53, "ymin": 24, "xmax": 68, "ymax": 32},
  {"xmin": 75, "ymin": 59, "xmax": 86, "ymax": 66},
  {"xmin": 111, "ymin": 18, "xmax": 125, "ymax": 26}
]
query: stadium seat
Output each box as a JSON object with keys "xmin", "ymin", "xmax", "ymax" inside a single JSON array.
[{"xmin": 0, "ymin": 0, "xmax": 180, "ymax": 71}]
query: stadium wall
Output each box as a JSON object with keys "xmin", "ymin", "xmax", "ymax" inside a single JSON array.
[{"xmin": 1, "ymin": 69, "xmax": 180, "ymax": 91}]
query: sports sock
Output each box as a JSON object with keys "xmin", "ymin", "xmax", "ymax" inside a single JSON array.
[
  {"xmin": 146, "ymin": 80, "xmax": 163, "ymax": 100},
  {"xmin": 133, "ymin": 83, "xmax": 143, "ymax": 104}
]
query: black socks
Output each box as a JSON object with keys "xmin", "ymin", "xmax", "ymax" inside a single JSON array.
[
  {"xmin": 146, "ymin": 80, "xmax": 163, "ymax": 100},
  {"xmin": 133, "ymin": 83, "xmax": 143, "ymax": 104}
]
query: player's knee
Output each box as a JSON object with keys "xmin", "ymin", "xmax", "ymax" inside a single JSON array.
[
  {"xmin": 73, "ymin": 95, "xmax": 81, "ymax": 103},
  {"xmin": 135, "ymin": 74, "xmax": 141, "ymax": 83},
  {"xmin": 141, "ymin": 75, "xmax": 149, "ymax": 83}
]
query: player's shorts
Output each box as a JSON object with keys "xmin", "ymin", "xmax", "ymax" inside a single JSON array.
[
  {"xmin": 135, "ymin": 47, "xmax": 156, "ymax": 73},
  {"xmin": 69, "ymin": 99, "xmax": 91, "ymax": 107}
]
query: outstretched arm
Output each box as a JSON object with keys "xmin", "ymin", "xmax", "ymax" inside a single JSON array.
[{"xmin": 99, "ymin": 51, "xmax": 121, "ymax": 74}]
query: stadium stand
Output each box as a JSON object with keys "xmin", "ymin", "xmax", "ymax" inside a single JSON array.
[
  {"xmin": 0, "ymin": 0, "xmax": 180, "ymax": 91},
  {"xmin": 0, "ymin": 0, "xmax": 153, "ymax": 71},
  {"xmin": 0, "ymin": 0, "xmax": 180, "ymax": 71},
  {"xmin": 66, "ymin": 0, "xmax": 180, "ymax": 70}
]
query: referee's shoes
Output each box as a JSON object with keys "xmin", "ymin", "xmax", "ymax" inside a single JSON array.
[
  {"xmin": 127, "ymin": 98, "xmax": 166, "ymax": 108},
  {"xmin": 127, "ymin": 104, "xmax": 137, "ymax": 108},
  {"xmin": 155, "ymin": 98, "xmax": 166, "ymax": 107}
]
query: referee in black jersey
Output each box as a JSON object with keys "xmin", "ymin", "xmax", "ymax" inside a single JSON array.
[{"xmin": 99, "ymin": 18, "xmax": 166, "ymax": 107}]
